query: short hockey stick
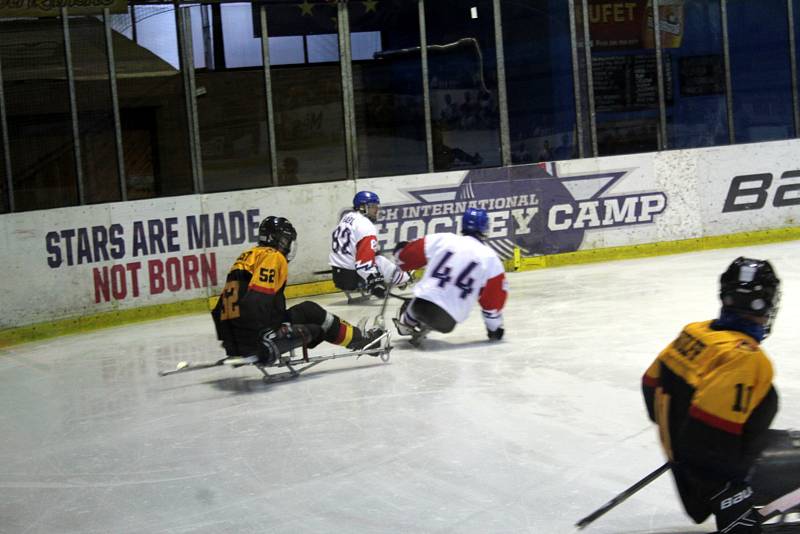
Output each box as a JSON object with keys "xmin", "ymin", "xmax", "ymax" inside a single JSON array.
[
  {"xmin": 158, "ymin": 358, "xmax": 227, "ymax": 376},
  {"xmin": 374, "ymin": 277, "xmax": 397, "ymax": 330},
  {"xmin": 575, "ymin": 462, "xmax": 670, "ymax": 530},
  {"xmin": 758, "ymin": 486, "xmax": 800, "ymax": 521},
  {"xmin": 313, "ymin": 269, "xmax": 333, "ymax": 275}
]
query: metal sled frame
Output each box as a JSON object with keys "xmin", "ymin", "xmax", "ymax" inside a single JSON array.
[
  {"xmin": 159, "ymin": 331, "xmax": 392, "ymax": 383},
  {"xmin": 392, "ymin": 316, "xmax": 431, "ymax": 347},
  {"xmin": 253, "ymin": 331, "xmax": 392, "ymax": 383}
]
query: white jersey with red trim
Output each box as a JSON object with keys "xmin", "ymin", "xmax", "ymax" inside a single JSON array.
[
  {"xmin": 328, "ymin": 211, "xmax": 379, "ymax": 280},
  {"xmin": 398, "ymin": 233, "xmax": 507, "ymax": 326}
]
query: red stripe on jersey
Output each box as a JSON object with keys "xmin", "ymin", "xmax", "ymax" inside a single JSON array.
[
  {"xmin": 397, "ymin": 238, "xmax": 427, "ymax": 270},
  {"xmin": 642, "ymin": 374, "xmax": 659, "ymax": 388},
  {"xmin": 478, "ymin": 273, "xmax": 507, "ymax": 311},
  {"xmin": 248, "ymin": 284, "xmax": 276, "ymax": 295},
  {"xmin": 689, "ymin": 405, "xmax": 743, "ymax": 435},
  {"xmin": 355, "ymin": 236, "xmax": 377, "ymax": 266}
]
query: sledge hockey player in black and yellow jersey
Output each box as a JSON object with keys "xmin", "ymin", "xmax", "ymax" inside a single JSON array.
[
  {"xmin": 642, "ymin": 257, "xmax": 785, "ymax": 534},
  {"xmin": 211, "ymin": 216, "xmax": 384, "ymax": 365}
]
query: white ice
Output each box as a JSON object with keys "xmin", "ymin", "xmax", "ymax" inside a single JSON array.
[{"xmin": 2, "ymin": 241, "xmax": 799, "ymax": 534}]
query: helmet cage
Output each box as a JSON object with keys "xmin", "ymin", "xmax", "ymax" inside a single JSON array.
[
  {"xmin": 258, "ymin": 217, "xmax": 298, "ymax": 260},
  {"xmin": 358, "ymin": 203, "xmax": 380, "ymax": 222},
  {"xmin": 764, "ymin": 287, "xmax": 781, "ymax": 336}
]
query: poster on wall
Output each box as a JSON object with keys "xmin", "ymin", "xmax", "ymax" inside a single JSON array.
[
  {"xmin": 588, "ymin": 0, "xmax": 684, "ymax": 51},
  {"xmin": 592, "ymin": 53, "xmax": 673, "ymax": 112},
  {"xmin": 0, "ymin": 183, "xmax": 354, "ymax": 329}
]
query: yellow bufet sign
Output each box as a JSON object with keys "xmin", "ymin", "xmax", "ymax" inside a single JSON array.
[{"xmin": 0, "ymin": 0, "xmax": 127, "ymax": 17}]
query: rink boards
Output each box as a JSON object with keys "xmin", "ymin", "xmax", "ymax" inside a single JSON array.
[{"xmin": 0, "ymin": 139, "xmax": 798, "ymax": 331}]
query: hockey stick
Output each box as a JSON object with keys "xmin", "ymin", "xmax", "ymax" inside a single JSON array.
[
  {"xmin": 158, "ymin": 358, "xmax": 227, "ymax": 376},
  {"xmin": 313, "ymin": 269, "xmax": 333, "ymax": 275},
  {"xmin": 374, "ymin": 278, "xmax": 396, "ymax": 330},
  {"xmin": 374, "ymin": 38, "xmax": 490, "ymax": 95},
  {"xmin": 575, "ymin": 462, "xmax": 670, "ymax": 530},
  {"xmin": 758, "ymin": 486, "xmax": 800, "ymax": 521}
]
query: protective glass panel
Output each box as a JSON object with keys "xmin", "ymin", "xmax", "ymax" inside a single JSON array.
[
  {"xmin": 666, "ymin": 0, "xmax": 728, "ymax": 148},
  {"xmin": 1, "ymin": 18, "xmax": 79, "ymax": 212},
  {"xmin": 269, "ymin": 36, "xmax": 305, "ymax": 65},
  {"xmin": 349, "ymin": 0, "xmax": 426, "ymax": 178},
  {"xmin": 267, "ymin": 0, "xmax": 346, "ymax": 185},
  {"xmin": 222, "ymin": 3, "xmax": 262, "ymax": 69},
  {"xmin": 118, "ymin": 4, "xmax": 193, "ymax": 199},
  {"xmin": 307, "ymin": 33, "xmax": 338, "ymax": 63},
  {"xmin": 502, "ymin": 0, "xmax": 576, "ymax": 163},
  {"xmin": 193, "ymin": 3, "xmax": 271, "ymax": 192},
  {"xmin": 425, "ymin": 0, "xmax": 501, "ymax": 171},
  {"xmin": 588, "ymin": 1, "xmax": 664, "ymax": 156},
  {"xmin": 0, "ymin": 132, "xmax": 7, "ymax": 213},
  {"xmin": 70, "ymin": 16, "xmax": 121, "ymax": 204},
  {"xmin": 728, "ymin": 0, "xmax": 794, "ymax": 142}
]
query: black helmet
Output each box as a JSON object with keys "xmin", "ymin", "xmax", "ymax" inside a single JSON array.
[
  {"xmin": 258, "ymin": 216, "xmax": 297, "ymax": 261},
  {"xmin": 720, "ymin": 257, "xmax": 780, "ymax": 333}
]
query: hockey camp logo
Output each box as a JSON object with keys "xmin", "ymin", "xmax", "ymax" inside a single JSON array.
[{"xmin": 375, "ymin": 163, "xmax": 667, "ymax": 259}]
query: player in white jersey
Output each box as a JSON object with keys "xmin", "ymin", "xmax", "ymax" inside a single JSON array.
[
  {"xmin": 329, "ymin": 191, "xmax": 411, "ymax": 301},
  {"xmin": 392, "ymin": 207, "xmax": 507, "ymax": 346}
]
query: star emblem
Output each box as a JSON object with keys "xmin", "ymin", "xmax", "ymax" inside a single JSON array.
[
  {"xmin": 298, "ymin": 0, "xmax": 314, "ymax": 16},
  {"xmin": 363, "ymin": 0, "xmax": 378, "ymax": 13}
]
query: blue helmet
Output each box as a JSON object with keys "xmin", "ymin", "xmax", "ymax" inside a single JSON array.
[
  {"xmin": 462, "ymin": 207, "xmax": 489, "ymax": 236},
  {"xmin": 353, "ymin": 191, "xmax": 380, "ymax": 209},
  {"xmin": 353, "ymin": 191, "xmax": 381, "ymax": 222}
]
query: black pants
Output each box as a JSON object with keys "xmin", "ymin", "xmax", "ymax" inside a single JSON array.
[
  {"xmin": 287, "ymin": 301, "xmax": 338, "ymax": 348},
  {"xmin": 332, "ymin": 267, "xmax": 364, "ymax": 291},
  {"xmin": 670, "ymin": 463, "xmax": 728, "ymax": 524},
  {"xmin": 749, "ymin": 429, "xmax": 800, "ymax": 503},
  {"xmin": 671, "ymin": 428, "xmax": 798, "ymax": 525},
  {"xmin": 409, "ymin": 298, "xmax": 456, "ymax": 333},
  {"xmin": 217, "ymin": 300, "xmax": 346, "ymax": 356}
]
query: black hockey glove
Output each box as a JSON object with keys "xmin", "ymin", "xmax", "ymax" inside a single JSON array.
[
  {"xmin": 487, "ymin": 327, "xmax": 504, "ymax": 341},
  {"xmin": 366, "ymin": 273, "xmax": 387, "ymax": 299}
]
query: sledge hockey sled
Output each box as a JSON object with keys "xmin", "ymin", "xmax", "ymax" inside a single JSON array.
[{"xmin": 158, "ymin": 330, "xmax": 392, "ymax": 383}]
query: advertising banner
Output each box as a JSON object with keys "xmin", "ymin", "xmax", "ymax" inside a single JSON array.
[
  {"xmin": 363, "ymin": 157, "xmax": 668, "ymax": 259},
  {"xmin": 695, "ymin": 141, "xmax": 800, "ymax": 235},
  {"xmin": 0, "ymin": 184, "xmax": 353, "ymax": 329},
  {"xmin": 589, "ymin": 0, "xmax": 684, "ymax": 51},
  {"xmin": 2, "ymin": 140, "xmax": 798, "ymax": 329}
]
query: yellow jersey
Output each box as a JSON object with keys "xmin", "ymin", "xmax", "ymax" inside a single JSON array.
[
  {"xmin": 642, "ymin": 320, "xmax": 777, "ymax": 470},
  {"xmin": 212, "ymin": 246, "xmax": 289, "ymax": 355}
]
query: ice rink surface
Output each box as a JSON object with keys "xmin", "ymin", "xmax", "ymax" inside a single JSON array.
[{"xmin": 2, "ymin": 242, "xmax": 799, "ymax": 534}]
